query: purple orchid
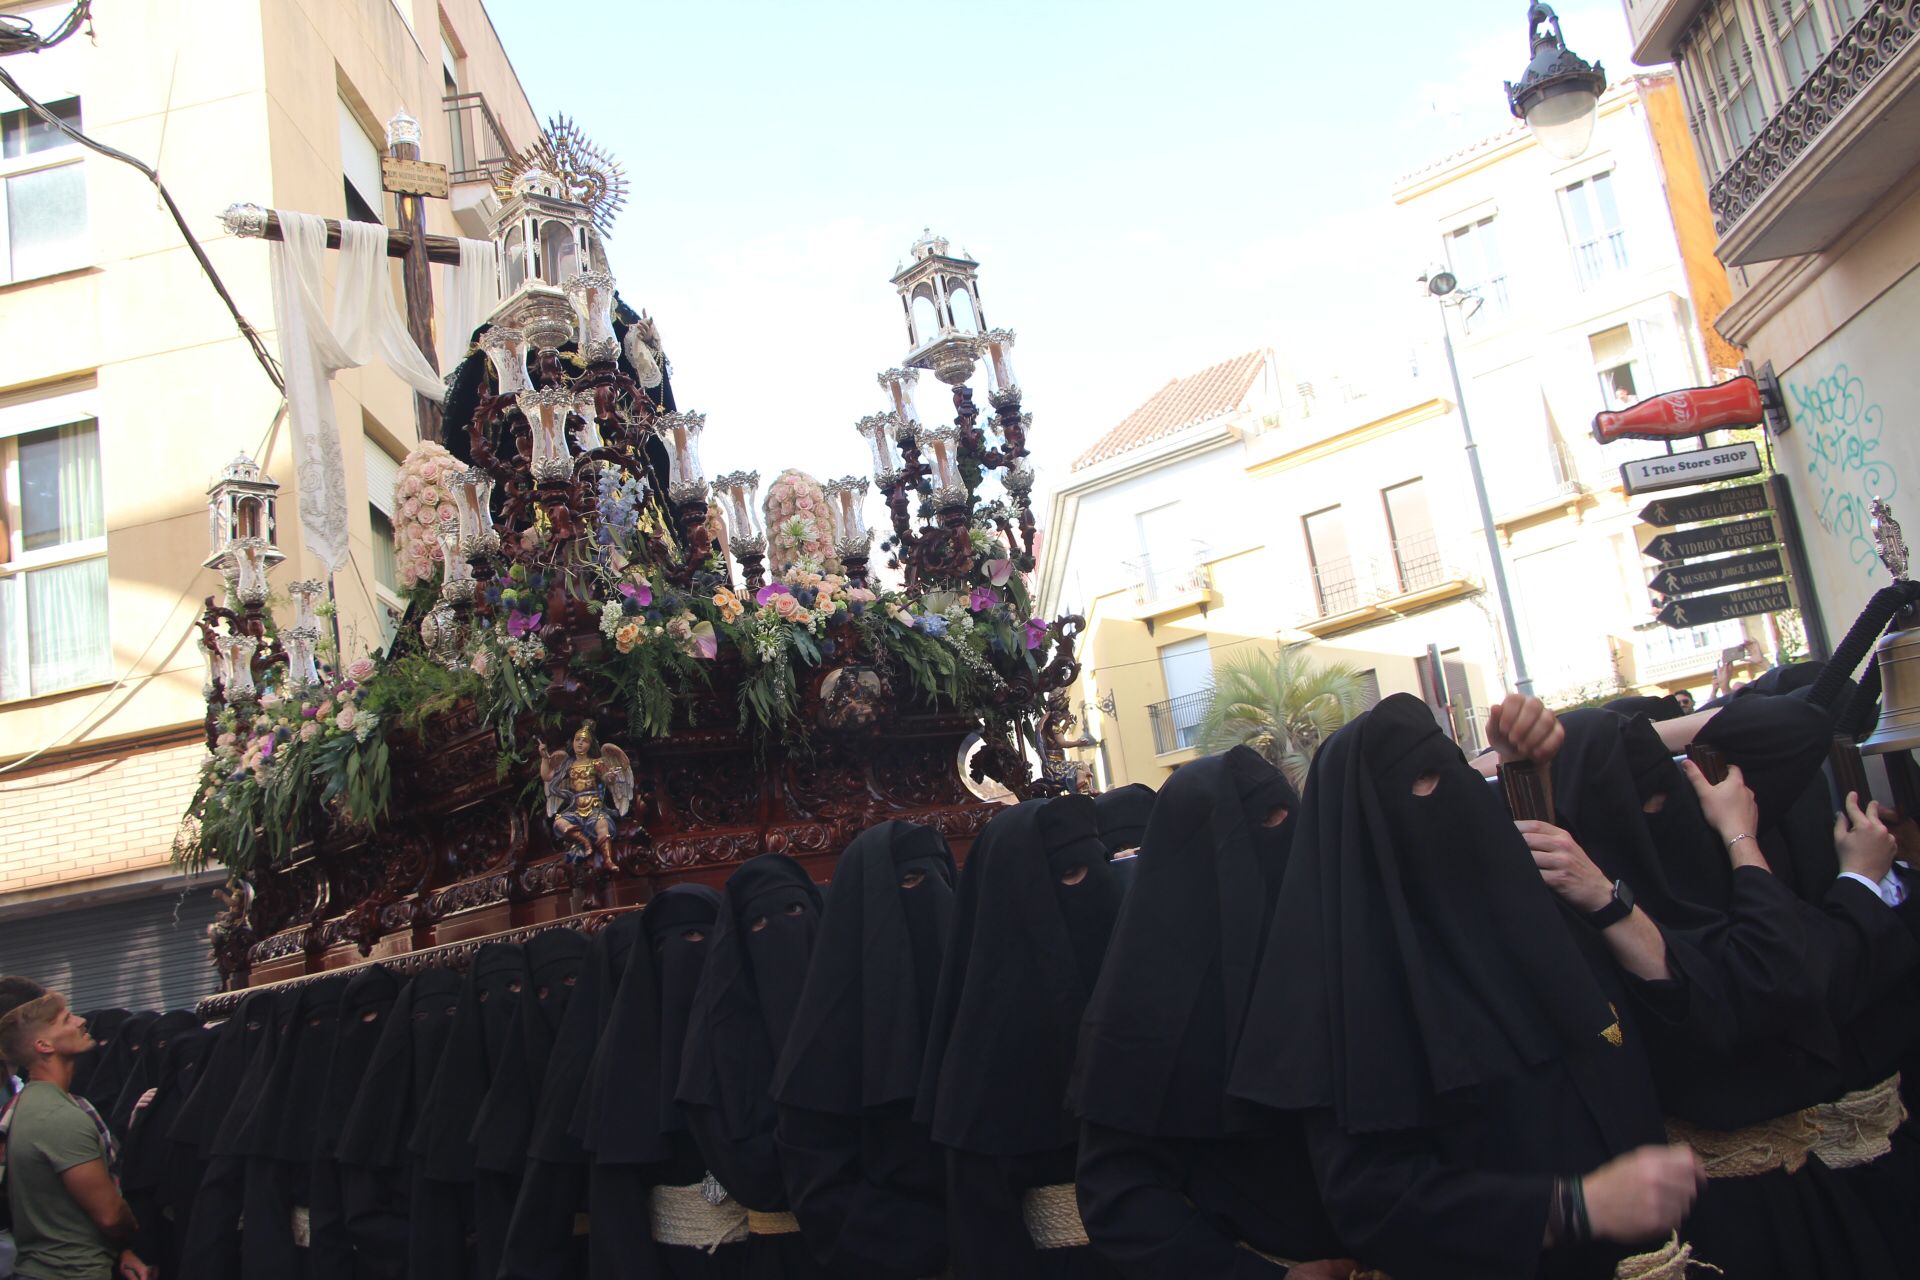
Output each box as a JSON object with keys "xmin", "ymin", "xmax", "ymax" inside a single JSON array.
[
  {"xmin": 969, "ymin": 586, "xmax": 997, "ymax": 612},
  {"xmin": 618, "ymin": 580, "xmax": 653, "ymax": 607},
  {"xmin": 506, "ymin": 610, "xmax": 543, "ymax": 640},
  {"xmin": 755, "ymin": 583, "xmax": 791, "ymax": 606},
  {"xmin": 1025, "ymin": 617, "xmax": 1047, "ymax": 650}
]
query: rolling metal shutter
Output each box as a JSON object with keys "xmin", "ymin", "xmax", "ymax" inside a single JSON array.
[{"xmin": 0, "ymin": 883, "xmax": 221, "ymax": 1012}]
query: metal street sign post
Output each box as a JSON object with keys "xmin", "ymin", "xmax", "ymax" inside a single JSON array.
[
  {"xmin": 1620, "ymin": 441, "xmax": 1764, "ymax": 495},
  {"xmin": 1655, "ymin": 580, "xmax": 1793, "ymax": 628},
  {"xmin": 1638, "ymin": 482, "xmax": 1771, "ymax": 528},
  {"xmin": 1642, "ymin": 515, "xmax": 1779, "ymax": 563},
  {"xmin": 1648, "ymin": 548, "xmax": 1784, "ymax": 598}
]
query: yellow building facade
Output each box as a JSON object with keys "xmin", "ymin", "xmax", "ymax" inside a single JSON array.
[
  {"xmin": 1040, "ymin": 74, "xmax": 1754, "ymax": 791},
  {"xmin": 0, "ymin": 0, "xmax": 536, "ymax": 1007}
]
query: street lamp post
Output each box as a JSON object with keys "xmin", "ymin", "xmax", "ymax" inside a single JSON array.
[{"xmin": 1424, "ymin": 270, "xmax": 1534, "ymax": 696}]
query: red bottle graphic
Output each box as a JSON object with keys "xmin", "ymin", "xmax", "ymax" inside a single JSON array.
[{"xmin": 1592, "ymin": 376, "xmax": 1765, "ymax": 444}]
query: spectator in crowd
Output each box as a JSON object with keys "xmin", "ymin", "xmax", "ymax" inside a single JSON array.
[{"xmin": 0, "ymin": 987, "xmax": 152, "ymax": 1280}]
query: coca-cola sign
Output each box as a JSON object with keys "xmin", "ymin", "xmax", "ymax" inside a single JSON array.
[{"xmin": 1592, "ymin": 376, "xmax": 1767, "ymax": 444}]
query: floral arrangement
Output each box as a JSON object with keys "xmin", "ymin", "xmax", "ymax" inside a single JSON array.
[
  {"xmin": 393, "ymin": 441, "xmax": 461, "ymax": 587},
  {"xmin": 762, "ymin": 469, "xmax": 836, "ymax": 576},
  {"xmin": 179, "ymin": 442, "xmax": 1065, "ymax": 878}
]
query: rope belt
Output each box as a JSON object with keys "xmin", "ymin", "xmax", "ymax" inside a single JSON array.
[
  {"xmin": 1614, "ymin": 1232, "xmax": 1718, "ymax": 1278},
  {"xmin": 1021, "ymin": 1183, "xmax": 1089, "ymax": 1250},
  {"xmin": 290, "ymin": 1205, "xmax": 311, "ymax": 1249},
  {"xmin": 651, "ymin": 1181, "xmax": 747, "ymax": 1252},
  {"xmin": 1664, "ymin": 1111, "xmax": 1818, "ymax": 1178},
  {"xmin": 745, "ymin": 1208, "xmax": 800, "ymax": 1236},
  {"xmin": 1809, "ymin": 1074, "xmax": 1908, "ymax": 1170}
]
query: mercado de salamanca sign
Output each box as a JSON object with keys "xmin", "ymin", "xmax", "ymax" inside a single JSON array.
[{"xmin": 1620, "ymin": 441, "xmax": 1764, "ymax": 496}]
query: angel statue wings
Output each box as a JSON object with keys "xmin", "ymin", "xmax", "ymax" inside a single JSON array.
[{"xmin": 536, "ymin": 721, "xmax": 636, "ymax": 864}]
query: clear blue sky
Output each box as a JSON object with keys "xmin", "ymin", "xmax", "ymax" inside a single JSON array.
[{"xmin": 483, "ymin": 0, "xmax": 1641, "ymax": 505}]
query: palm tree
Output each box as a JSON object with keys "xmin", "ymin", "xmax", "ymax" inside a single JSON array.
[{"xmin": 1197, "ymin": 646, "xmax": 1373, "ymax": 787}]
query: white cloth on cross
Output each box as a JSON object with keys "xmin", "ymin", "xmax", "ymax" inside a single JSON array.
[
  {"xmin": 440, "ymin": 237, "xmax": 501, "ymax": 371},
  {"xmin": 267, "ymin": 210, "xmax": 444, "ymax": 571}
]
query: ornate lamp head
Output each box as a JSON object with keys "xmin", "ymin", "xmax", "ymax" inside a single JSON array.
[
  {"xmin": 890, "ymin": 232, "xmax": 985, "ymax": 385},
  {"xmin": 205, "ymin": 452, "xmax": 283, "ymax": 573},
  {"xmin": 711, "ymin": 470, "xmax": 765, "ymax": 557},
  {"xmin": 824, "ymin": 476, "xmax": 872, "ymax": 556},
  {"xmin": 518, "ymin": 387, "xmax": 576, "ymax": 485},
  {"xmin": 857, "ymin": 411, "xmax": 904, "ymax": 485}
]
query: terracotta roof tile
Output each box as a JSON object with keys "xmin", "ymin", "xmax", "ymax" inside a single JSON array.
[{"xmin": 1071, "ymin": 350, "xmax": 1267, "ymax": 472}]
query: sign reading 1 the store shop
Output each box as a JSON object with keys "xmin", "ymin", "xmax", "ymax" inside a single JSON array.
[{"xmin": 1619, "ymin": 441, "xmax": 1764, "ymax": 496}]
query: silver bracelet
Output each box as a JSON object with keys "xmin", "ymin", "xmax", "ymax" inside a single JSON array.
[{"xmin": 1727, "ymin": 833, "xmax": 1756, "ymax": 849}]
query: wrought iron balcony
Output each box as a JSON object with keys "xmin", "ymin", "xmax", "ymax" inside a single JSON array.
[
  {"xmin": 1571, "ymin": 230, "xmax": 1629, "ymax": 289},
  {"xmin": 1707, "ymin": 0, "xmax": 1920, "ymax": 264},
  {"xmin": 1122, "ymin": 545, "xmax": 1214, "ymax": 620},
  {"xmin": 1292, "ymin": 539, "xmax": 1478, "ymax": 636},
  {"xmin": 443, "ymin": 93, "xmax": 515, "ymax": 186},
  {"xmin": 1146, "ymin": 690, "xmax": 1210, "ymax": 756}
]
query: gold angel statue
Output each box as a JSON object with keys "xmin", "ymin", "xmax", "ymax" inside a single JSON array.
[{"xmin": 536, "ymin": 721, "xmax": 636, "ymax": 864}]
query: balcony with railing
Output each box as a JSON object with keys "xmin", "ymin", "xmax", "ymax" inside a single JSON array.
[
  {"xmin": 1571, "ymin": 230, "xmax": 1629, "ymax": 289},
  {"xmin": 443, "ymin": 93, "xmax": 515, "ymax": 185},
  {"xmin": 1622, "ymin": 619, "xmax": 1750, "ymax": 684},
  {"xmin": 1704, "ymin": 0, "xmax": 1920, "ymax": 265},
  {"xmin": 1495, "ymin": 437, "xmax": 1604, "ymax": 528},
  {"xmin": 1291, "ymin": 536, "xmax": 1478, "ymax": 637},
  {"xmin": 1146, "ymin": 691, "xmax": 1211, "ymax": 756},
  {"xmin": 1121, "ymin": 544, "xmax": 1215, "ymax": 622}
]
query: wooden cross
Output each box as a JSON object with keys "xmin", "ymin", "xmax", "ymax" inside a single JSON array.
[{"xmin": 223, "ymin": 112, "xmax": 461, "ymax": 444}]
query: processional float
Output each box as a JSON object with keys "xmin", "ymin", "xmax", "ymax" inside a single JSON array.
[{"xmin": 186, "ymin": 118, "xmax": 1085, "ymax": 1001}]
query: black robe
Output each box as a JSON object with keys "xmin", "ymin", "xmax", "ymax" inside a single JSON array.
[
  {"xmin": 306, "ymin": 965, "xmax": 401, "ymax": 1280},
  {"xmin": 241, "ymin": 977, "xmax": 350, "ymax": 1279},
  {"xmin": 770, "ymin": 822, "xmax": 956, "ymax": 1280},
  {"xmin": 177, "ymin": 988, "xmax": 301, "ymax": 1280},
  {"xmin": 81, "ymin": 1008, "xmax": 156, "ymax": 1118},
  {"xmin": 104, "ymin": 1010, "xmax": 200, "ymax": 1141},
  {"xmin": 335, "ymin": 969, "xmax": 462, "ymax": 1280},
  {"xmin": 120, "ymin": 1024, "xmax": 212, "ymax": 1277},
  {"xmin": 499, "ymin": 915, "xmax": 646, "ymax": 1280},
  {"xmin": 572, "ymin": 885, "xmax": 735, "ymax": 1280},
  {"xmin": 916, "ymin": 798, "xmax": 1123, "ymax": 1280},
  {"xmin": 677, "ymin": 855, "xmax": 827, "ymax": 1280},
  {"xmin": 408, "ymin": 942, "xmax": 529, "ymax": 1280},
  {"xmin": 1231, "ymin": 697, "xmax": 1686, "ymax": 1280},
  {"xmin": 1076, "ymin": 746, "xmax": 1341, "ymax": 1280},
  {"xmin": 71, "ymin": 1007, "xmax": 130, "ymax": 1102}
]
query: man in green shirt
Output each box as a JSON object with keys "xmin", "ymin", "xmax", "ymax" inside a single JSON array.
[{"xmin": 0, "ymin": 991, "xmax": 151, "ymax": 1280}]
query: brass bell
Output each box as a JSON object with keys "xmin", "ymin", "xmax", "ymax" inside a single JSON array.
[{"xmin": 1858, "ymin": 498, "xmax": 1920, "ymax": 754}]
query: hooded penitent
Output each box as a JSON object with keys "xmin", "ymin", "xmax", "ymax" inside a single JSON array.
[
  {"xmin": 408, "ymin": 942, "xmax": 528, "ymax": 1280},
  {"xmin": 305, "ymin": 965, "xmax": 400, "ymax": 1280},
  {"xmin": 1234, "ymin": 696, "xmax": 1620, "ymax": 1131},
  {"xmin": 916, "ymin": 796, "xmax": 1125, "ymax": 1278},
  {"xmin": 1231, "ymin": 694, "xmax": 1678, "ymax": 1279},
  {"xmin": 572, "ymin": 885, "xmax": 727, "ymax": 1279},
  {"xmin": 771, "ymin": 821, "xmax": 957, "ymax": 1280},
  {"xmin": 497, "ymin": 914, "xmax": 646, "ymax": 1280},
  {"xmin": 105, "ymin": 1010, "xmax": 200, "ymax": 1139},
  {"xmin": 919, "ymin": 795, "xmax": 1119, "ymax": 1155},
  {"xmin": 120, "ymin": 1023, "xmax": 213, "ymax": 1279},
  {"xmin": 470, "ymin": 928, "xmax": 589, "ymax": 1280},
  {"xmin": 82, "ymin": 1008, "xmax": 156, "ymax": 1117},
  {"xmin": 334, "ymin": 968, "xmax": 462, "ymax": 1280},
  {"xmin": 676, "ymin": 855, "xmax": 823, "ymax": 1208},
  {"xmin": 1073, "ymin": 745, "xmax": 1300, "ymax": 1139},
  {"xmin": 72, "ymin": 1007, "xmax": 130, "ymax": 1096}
]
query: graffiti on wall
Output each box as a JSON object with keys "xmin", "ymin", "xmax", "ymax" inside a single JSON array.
[{"xmin": 1791, "ymin": 362, "xmax": 1897, "ymax": 581}]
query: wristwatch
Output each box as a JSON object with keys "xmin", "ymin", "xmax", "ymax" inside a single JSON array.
[{"xmin": 1586, "ymin": 878, "xmax": 1635, "ymax": 929}]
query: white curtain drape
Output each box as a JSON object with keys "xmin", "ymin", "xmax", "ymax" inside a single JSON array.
[
  {"xmin": 54, "ymin": 421, "xmax": 103, "ymax": 544},
  {"xmin": 24, "ymin": 557, "xmax": 109, "ymax": 694},
  {"xmin": 441, "ymin": 237, "xmax": 501, "ymax": 370},
  {"xmin": 269, "ymin": 210, "xmax": 444, "ymax": 571}
]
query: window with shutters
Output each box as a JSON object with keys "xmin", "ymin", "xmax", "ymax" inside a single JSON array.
[
  {"xmin": 1303, "ymin": 506, "xmax": 1356, "ymax": 616},
  {"xmin": 1559, "ymin": 170, "xmax": 1628, "ymax": 288},
  {"xmin": 339, "ymin": 94, "xmax": 384, "ymax": 226},
  {"xmin": 1, "ymin": 384, "xmax": 108, "ymax": 700},
  {"xmin": 0, "ymin": 95, "xmax": 88, "ymax": 284}
]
